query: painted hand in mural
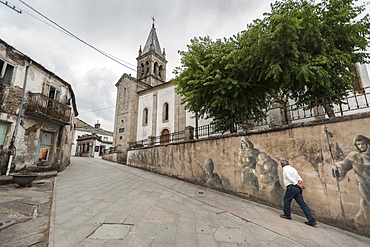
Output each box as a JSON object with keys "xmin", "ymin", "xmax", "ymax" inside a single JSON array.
[{"xmin": 331, "ymin": 163, "xmax": 345, "ymax": 181}]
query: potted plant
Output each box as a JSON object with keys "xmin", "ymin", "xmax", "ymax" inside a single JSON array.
[{"xmin": 11, "ymin": 169, "xmax": 38, "ymax": 187}]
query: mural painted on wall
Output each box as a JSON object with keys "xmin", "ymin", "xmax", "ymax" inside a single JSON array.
[
  {"xmin": 238, "ymin": 137, "xmax": 283, "ymax": 204},
  {"xmin": 195, "ymin": 158, "xmax": 223, "ymax": 189},
  {"xmin": 332, "ymin": 135, "xmax": 370, "ymax": 225}
]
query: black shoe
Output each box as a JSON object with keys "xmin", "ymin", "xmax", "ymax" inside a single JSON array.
[
  {"xmin": 305, "ymin": 221, "xmax": 317, "ymax": 226},
  {"xmin": 280, "ymin": 214, "xmax": 292, "ymax": 220}
]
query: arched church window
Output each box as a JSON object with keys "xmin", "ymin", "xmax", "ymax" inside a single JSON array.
[
  {"xmin": 141, "ymin": 64, "xmax": 145, "ymax": 76},
  {"xmin": 163, "ymin": 103, "xmax": 169, "ymax": 122},
  {"xmin": 159, "ymin": 65, "xmax": 162, "ymax": 78},
  {"xmin": 154, "ymin": 62, "xmax": 158, "ymax": 75},
  {"xmin": 145, "ymin": 61, "xmax": 150, "ymax": 74},
  {"xmin": 160, "ymin": 129, "xmax": 170, "ymax": 144},
  {"xmin": 143, "ymin": 108, "xmax": 148, "ymax": 126}
]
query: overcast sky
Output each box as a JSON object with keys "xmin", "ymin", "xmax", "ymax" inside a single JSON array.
[{"xmin": 0, "ymin": 0, "xmax": 368, "ymax": 131}]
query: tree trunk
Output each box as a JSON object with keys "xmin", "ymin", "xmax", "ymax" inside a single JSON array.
[{"xmin": 322, "ymin": 100, "xmax": 335, "ymax": 118}]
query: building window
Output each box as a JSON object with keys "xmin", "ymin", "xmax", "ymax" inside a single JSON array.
[
  {"xmin": 119, "ymin": 136, "xmax": 123, "ymax": 140},
  {"xmin": 160, "ymin": 129, "xmax": 170, "ymax": 144},
  {"xmin": 159, "ymin": 65, "xmax": 162, "ymax": 79},
  {"xmin": 119, "ymin": 128, "xmax": 125, "ymax": 133},
  {"xmin": 154, "ymin": 62, "xmax": 158, "ymax": 75},
  {"xmin": 143, "ymin": 108, "xmax": 148, "ymax": 126},
  {"xmin": 43, "ymin": 83, "xmax": 60, "ymax": 101},
  {"xmin": 0, "ymin": 59, "xmax": 14, "ymax": 85},
  {"xmin": 163, "ymin": 103, "xmax": 169, "ymax": 122},
  {"xmin": 145, "ymin": 61, "xmax": 150, "ymax": 74},
  {"xmin": 141, "ymin": 63, "xmax": 145, "ymax": 76}
]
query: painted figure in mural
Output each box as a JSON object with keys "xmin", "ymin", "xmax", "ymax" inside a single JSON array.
[
  {"xmin": 254, "ymin": 152, "xmax": 279, "ymax": 188},
  {"xmin": 280, "ymin": 158, "xmax": 317, "ymax": 226},
  {"xmin": 253, "ymin": 153, "xmax": 283, "ymax": 202},
  {"xmin": 203, "ymin": 158, "xmax": 223, "ymax": 189},
  {"xmin": 332, "ymin": 135, "xmax": 370, "ymax": 225},
  {"xmin": 238, "ymin": 137, "xmax": 259, "ymax": 195}
]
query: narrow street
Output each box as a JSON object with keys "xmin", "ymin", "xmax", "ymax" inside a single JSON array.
[{"xmin": 49, "ymin": 157, "xmax": 370, "ymax": 247}]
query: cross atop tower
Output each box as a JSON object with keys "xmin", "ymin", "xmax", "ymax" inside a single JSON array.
[{"xmin": 151, "ymin": 16, "xmax": 156, "ymax": 26}]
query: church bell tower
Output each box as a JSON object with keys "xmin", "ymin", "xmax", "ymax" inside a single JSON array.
[{"xmin": 136, "ymin": 23, "xmax": 167, "ymax": 87}]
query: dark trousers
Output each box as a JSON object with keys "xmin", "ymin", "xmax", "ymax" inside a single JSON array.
[{"xmin": 283, "ymin": 185, "xmax": 316, "ymax": 222}]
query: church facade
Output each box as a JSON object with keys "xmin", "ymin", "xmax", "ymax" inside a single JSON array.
[{"xmin": 113, "ymin": 24, "xmax": 207, "ymax": 160}]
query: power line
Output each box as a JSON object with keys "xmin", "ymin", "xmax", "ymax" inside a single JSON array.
[
  {"xmin": 78, "ymin": 105, "xmax": 116, "ymax": 115},
  {"xmin": 2, "ymin": 0, "xmax": 137, "ymax": 72},
  {"xmin": 0, "ymin": 0, "xmax": 21, "ymax": 13},
  {"xmin": 18, "ymin": 0, "xmax": 136, "ymax": 72}
]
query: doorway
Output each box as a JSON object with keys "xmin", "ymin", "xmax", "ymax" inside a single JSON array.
[
  {"xmin": 36, "ymin": 131, "xmax": 53, "ymax": 163},
  {"xmin": 160, "ymin": 129, "xmax": 170, "ymax": 144}
]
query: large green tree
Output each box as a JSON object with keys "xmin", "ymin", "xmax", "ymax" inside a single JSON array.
[{"xmin": 174, "ymin": 0, "xmax": 370, "ymax": 122}]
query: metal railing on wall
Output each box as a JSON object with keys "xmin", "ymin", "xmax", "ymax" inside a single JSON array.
[{"xmin": 128, "ymin": 86, "xmax": 370, "ymax": 149}]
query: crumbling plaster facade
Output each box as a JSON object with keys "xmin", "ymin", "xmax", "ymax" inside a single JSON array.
[{"xmin": 0, "ymin": 39, "xmax": 78, "ymax": 173}]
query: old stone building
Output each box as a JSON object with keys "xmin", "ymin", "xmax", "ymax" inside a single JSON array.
[{"xmin": 0, "ymin": 38, "xmax": 78, "ymax": 174}]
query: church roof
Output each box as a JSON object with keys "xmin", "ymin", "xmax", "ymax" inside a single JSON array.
[{"xmin": 142, "ymin": 24, "xmax": 164, "ymax": 57}]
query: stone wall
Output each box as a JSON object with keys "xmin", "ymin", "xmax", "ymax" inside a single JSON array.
[{"xmin": 127, "ymin": 113, "xmax": 370, "ymax": 236}]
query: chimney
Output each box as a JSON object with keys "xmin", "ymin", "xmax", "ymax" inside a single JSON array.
[{"xmin": 95, "ymin": 121, "xmax": 100, "ymax": 129}]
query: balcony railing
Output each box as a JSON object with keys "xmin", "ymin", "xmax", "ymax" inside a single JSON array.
[{"xmin": 25, "ymin": 93, "xmax": 71, "ymax": 124}]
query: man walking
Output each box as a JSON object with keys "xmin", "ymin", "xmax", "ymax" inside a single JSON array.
[{"xmin": 280, "ymin": 158, "xmax": 317, "ymax": 226}]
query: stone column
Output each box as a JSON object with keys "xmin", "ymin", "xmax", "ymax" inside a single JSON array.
[
  {"xmin": 269, "ymin": 102, "xmax": 287, "ymax": 126},
  {"xmin": 148, "ymin": 136, "xmax": 156, "ymax": 146},
  {"xmin": 185, "ymin": 126, "xmax": 194, "ymax": 141}
]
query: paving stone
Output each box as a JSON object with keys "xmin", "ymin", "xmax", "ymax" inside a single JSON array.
[
  {"xmin": 175, "ymin": 238, "xmax": 197, "ymax": 247},
  {"xmin": 152, "ymin": 225, "xmax": 177, "ymax": 244},
  {"xmin": 88, "ymin": 223, "xmax": 132, "ymax": 240},
  {"xmin": 213, "ymin": 226, "xmax": 244, "ymax": 243}
]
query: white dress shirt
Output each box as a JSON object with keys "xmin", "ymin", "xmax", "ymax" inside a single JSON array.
[{"xmin": 282, "ymin": 165, "xmax": 303, "ymax": 187}]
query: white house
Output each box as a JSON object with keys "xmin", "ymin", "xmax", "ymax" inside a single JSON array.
[{"xmin": 72, "ymin": 118, "xmax": 113, "ymax": 158}]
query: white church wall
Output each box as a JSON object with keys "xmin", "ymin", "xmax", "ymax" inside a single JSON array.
[
  {"xmin": 156, "ymin": 86, "xmax": 175, "ymax": 136},
  {"xmin": 137, "ymin": 93, "xmax": 154, "ymax": 140},
  {"xmin": 186, "ymin": 111, "xmax": 213, "ymax": 129},
  {"xmin": 359, "ymin": 63, "xmax": 370, "ymax": 87}
]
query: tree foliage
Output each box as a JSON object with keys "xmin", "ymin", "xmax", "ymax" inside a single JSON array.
[{"xmin": 174, "ymin": 0, "xmax": 370, "ymax": 122}]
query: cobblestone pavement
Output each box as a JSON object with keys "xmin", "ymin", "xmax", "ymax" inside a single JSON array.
[{"xmin": 47, "ymin": 157, "xmax": 370, "ymax": 247}]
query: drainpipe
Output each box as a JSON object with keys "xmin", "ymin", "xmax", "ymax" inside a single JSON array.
[{"xmin": 6, "ymin": 61, "xmax": 32, "ymax": 175}]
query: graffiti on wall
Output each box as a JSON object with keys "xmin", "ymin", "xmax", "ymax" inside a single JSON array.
[
  {"xmin": 238, "ymin": 137, "xmax": 283, "ymax": 204},
  {"xmin": 332, "ymin": 134, "xmax": 370, "ymax": 225}
]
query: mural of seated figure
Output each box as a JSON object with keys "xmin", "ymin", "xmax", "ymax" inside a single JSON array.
[
  {"xmin": 197, "ymin": 158, "xmax": 223, "ymax": 189},
  {"xmin": 252, "ymin": 152, "xmax": 283, "ymax": 204}
]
